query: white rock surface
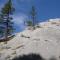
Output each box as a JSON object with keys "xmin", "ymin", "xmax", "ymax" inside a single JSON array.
[{"xmin": 0, "ymin": 18, "xmax": 60, "ymax": 60}]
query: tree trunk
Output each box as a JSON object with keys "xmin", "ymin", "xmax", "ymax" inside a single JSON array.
[{"xmin": 5, "ymin": 15, "xmax": 9, "ymax": 43}]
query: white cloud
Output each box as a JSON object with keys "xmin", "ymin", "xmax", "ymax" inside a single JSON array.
[
  {"xmin": 13, "ymin": 14, "xmax": 28, "ymax": 32},
  {"xmin": 13, "ymin": 14, "xmax": 28, "ymax": 25}
]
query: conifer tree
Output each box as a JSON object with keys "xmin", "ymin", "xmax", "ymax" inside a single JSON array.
[
  {"xmin": 0, "ymin": 0, "xmax": 15, "ymax": 40},
  {"xmin": 26, "ymin": 6, "xmax": 37, "ymax": 29},
  {"xmin": 30, "ymin": 6, "xmax": 36, "ymax": 27}
]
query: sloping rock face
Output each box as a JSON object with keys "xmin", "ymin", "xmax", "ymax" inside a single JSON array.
[{"xmin": 0, "ymin": 19, "xmax": 60, "ymax": 60}]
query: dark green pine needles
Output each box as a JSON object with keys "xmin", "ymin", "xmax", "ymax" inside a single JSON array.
[{"xmin": 0, "ymin": 0, "xmax": 15, "ymax": 40}]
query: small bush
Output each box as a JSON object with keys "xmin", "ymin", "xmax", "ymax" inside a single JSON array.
[{"xmin": 27, "ymin": 20, "xmax": 33, "ymax": 26}]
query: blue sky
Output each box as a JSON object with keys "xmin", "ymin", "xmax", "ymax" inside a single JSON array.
[{"xmin": 0, "ymin": 0, "xmax": 60, "ymax": 32}]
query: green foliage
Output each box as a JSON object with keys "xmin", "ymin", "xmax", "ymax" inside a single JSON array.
[
  {"xmin": 1, "ymin": 0, "xmax": 15, "ymax": 15},
  {"xmin": 27, "ymin": 20, "xmax": 33, "ymax": 26},
  {"xmin": 0, "ymin": 0, "xmax": 15, "ymax": 40}
]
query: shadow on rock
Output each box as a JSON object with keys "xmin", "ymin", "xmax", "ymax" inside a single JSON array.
[{"xmin": 12, "ymin": 53, "xmax": 45, "ymax": 60}]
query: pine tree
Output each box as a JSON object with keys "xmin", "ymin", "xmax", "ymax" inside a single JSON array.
[
  {"xmin": 30, "ymin": 6, "xmax": 36, "ymax": 27},
  {"xmin": 0, "ymin": 0, "xmax": 15, "ymax": 40},
  {"xmin": 26, "ymin": 6, "xmax": 36, "ymax": 29}
]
